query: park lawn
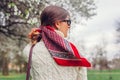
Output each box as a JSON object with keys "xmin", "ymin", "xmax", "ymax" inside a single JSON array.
[
  {"xmin": 0, "ymin": 70, "xmax": 120, "ymax": 80},
  {"xmin": 88, "ymin": 69, "xmax": 120, "ymax": 80},
  {"xmin": 0, "ymin": 73, "xmax": 26, "ymax": 80}
]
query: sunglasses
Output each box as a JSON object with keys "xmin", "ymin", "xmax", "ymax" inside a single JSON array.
[{"xmin": 61, "ymin": 20, "xmax": 71, "ymax": 26}]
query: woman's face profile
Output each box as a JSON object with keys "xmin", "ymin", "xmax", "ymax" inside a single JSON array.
[{"xmin": 55, "ymin": 16, "xmax": 71, "ymax": 37}]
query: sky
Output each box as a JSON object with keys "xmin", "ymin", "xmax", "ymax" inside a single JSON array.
[{"xmin": 70, "ymin": 0, "xmax": 120, "ymax": 60}]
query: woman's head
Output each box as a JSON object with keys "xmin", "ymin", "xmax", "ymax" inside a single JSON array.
[{"xmin": 40, "ymin": 5, "xmax": 71, "ymax": 37}]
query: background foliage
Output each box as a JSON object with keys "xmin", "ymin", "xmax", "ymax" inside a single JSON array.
[{"xmin": 0, "ymin": 0, "xmax": 96, "ymax": 75}]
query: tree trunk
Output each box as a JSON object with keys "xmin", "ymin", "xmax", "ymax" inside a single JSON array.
[{"xmin": 2, "ymin": 53, "xmax": 9, "ymax": 76}]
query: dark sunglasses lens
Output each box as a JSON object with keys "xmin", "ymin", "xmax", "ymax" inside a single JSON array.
[
  {"xmin": 61, "ymin": 20, "xmax": 71, "ymax": 26},
  {"xmin": 67, "ymin": 20, "xmax": 71, "ymax": 26}
]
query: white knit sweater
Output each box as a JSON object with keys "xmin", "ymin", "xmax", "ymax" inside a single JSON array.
[{"xmin": 23, "ymin": 31, "xmax": 88, "ymax": 80}]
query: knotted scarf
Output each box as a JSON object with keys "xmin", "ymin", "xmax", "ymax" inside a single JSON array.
[{"xmin": 41, "ymin": 26, "xmax": 91, "ymax": 67}]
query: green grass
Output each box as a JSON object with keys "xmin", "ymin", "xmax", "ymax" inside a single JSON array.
[
  {"xmin": 0, "ymin": 70, "xmax": 120, "ymax": 80},
  {"xmin": 0, "ymin": 73, "xmax": 25, "ymax": 80},
  {"xmin": 88, "ymin": 69, "xmax": 120, "ymax": 80}
]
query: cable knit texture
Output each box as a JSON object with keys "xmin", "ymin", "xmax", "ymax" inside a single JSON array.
[{"xmin": 23, "ymin": 30, "xmax": 88, "ymax": 80}]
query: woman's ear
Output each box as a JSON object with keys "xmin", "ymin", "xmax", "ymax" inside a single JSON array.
[{"xmin": 54, "ymin": 21, "xmax": 61, "ymax": 30}]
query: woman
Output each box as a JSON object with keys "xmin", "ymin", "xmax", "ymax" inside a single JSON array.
[{"xmin": 23, "ymin": 5, "xmax": 91, "ymax": 80}]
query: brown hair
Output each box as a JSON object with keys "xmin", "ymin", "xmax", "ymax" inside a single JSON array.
[{"xmin": 40, "ymin": 5, "xmax": 69, "ymax": 26}]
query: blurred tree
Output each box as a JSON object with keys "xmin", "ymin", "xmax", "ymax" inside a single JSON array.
[
  {"xmin": 116, "ymin": 19, "xmax": 120, "ymax": 43},
  {"xmin": 2, "ymin": 51, "xmax": 10, "ymax": 75},
  {"xmin": 0, "ymin": 0, "xmax": 96, "ymax": 75},
  {"xmin": 0, "ymin": 0, "xmax": 96, "ymax": 38},
  {"xmin": 0, "ymin": 0, "xmax": 44, "ymax": 75},
  {"xmin": 91, "ymin": 38, "xmax": 109, "ymax": 70},
  {"xmin": 0, "ymin": 49, "xmax": 11, "ymax": 75},
  {"xmin": 114, "ymin": 19, "xmax": 120, "ymax": 69},
  {"xmin": 69, "ymin": 0, "xmax": 96, "ymax": 19},
  {"xmin": 13, "ymin": 53, "xmax": 26, "ymax": 73},
  {"xmin": 111, "ymin": 58, "xmax": 120, "ymax": 69}
]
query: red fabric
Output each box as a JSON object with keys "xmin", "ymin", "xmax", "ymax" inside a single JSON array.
[
  {"xmin": 70, "ymin": 42, "xmax": 81, "ymax": 58},
  {"xmin": 54, "ymin": 58, "xmax": 90, "ymax": 67},
  {"xmin": 41, "ymin": 26, "xmax": 91, "ymax": 67}
]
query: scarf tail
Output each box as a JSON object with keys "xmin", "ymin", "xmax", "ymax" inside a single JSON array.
[{"xmin": 53, "ymin": 57, "xmax": 91, "ymax": 67}]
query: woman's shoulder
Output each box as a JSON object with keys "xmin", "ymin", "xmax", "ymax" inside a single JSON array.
[
  {"xmin": 22, "ymin": 40, "xmax": 46, "ymax": 61},
  {"xmin": 34, "ymin": 40, "xmax": 46, "ymax": 50},
  {"xmin": 23, "ymin": 40, "xmax": 45, "ymax": 51},
  {"xmin": 32, "ymin": 40, "xmax": 48, "ymax": 54}
]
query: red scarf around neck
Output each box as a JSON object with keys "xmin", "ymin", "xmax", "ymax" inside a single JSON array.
[{"xmin": 41, "ymin": 26, "xmax": 91, "ymax": 67}]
